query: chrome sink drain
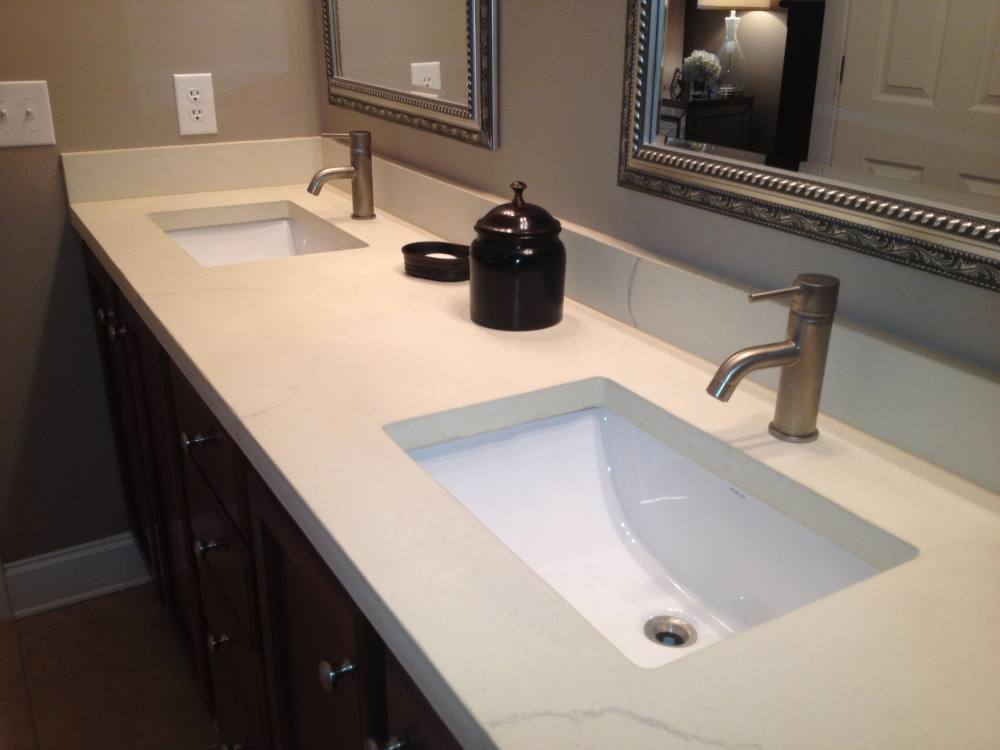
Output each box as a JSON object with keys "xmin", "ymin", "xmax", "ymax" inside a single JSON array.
[{"xmin": 644, "ymin": 616, "xmax": 697, "ymax": 647}]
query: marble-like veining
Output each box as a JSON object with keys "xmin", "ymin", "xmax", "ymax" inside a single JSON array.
[{"xmin": 66, "ymin": 165, "xmax": 1000, "ymax": 749}]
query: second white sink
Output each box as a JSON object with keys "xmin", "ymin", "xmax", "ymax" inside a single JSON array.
[
  {"xmin": 150, "ymin": 201, "xmax": 367, "ymax": 267},
  {"xmin": 391, "ymin": 380, "xmax": 917, "ymax": 668}
]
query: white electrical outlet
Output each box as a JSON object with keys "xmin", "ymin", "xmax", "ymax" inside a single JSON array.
[
  {"xmin": 173, "ymin": 73, "xmax": 217, "ymax": 136},
  {"xmin": 410, "ymin": 62, "xmax": 442, "ymax": 91},
  {"xmin": 0, "ymin": 81, "xmax": 56, "ymax": 148}
]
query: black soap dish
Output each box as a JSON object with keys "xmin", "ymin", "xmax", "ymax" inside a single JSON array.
[{"xmin": 402, "ymin": 242, "xmax": 470, "ymax": 282}]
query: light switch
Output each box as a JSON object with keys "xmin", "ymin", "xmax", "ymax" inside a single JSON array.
[{"xmin": 0, "ymin": 81, "xmax": 56, "ymax": 148}]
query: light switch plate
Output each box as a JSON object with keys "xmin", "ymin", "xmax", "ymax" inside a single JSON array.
[
  {"xmin": 0, "ymin": 81, "xmax": 56, "ymax": 148},
  {"xmin": 173, "ymin": 73, "xmax": 218, "ymax": 136}
]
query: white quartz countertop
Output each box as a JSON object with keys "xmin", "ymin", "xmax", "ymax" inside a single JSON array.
[{"xmin": 71, "ymin": 184, "xmax": 1000, "ymax": 749}]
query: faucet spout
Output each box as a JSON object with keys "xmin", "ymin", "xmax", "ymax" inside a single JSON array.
[
  {"xmin": 307, "ymin": 166, "xmax": 356, "ymax": 195},
  {"xmin": 307, "ymin": 130, "xmax": 375, "ymax": 219},
  {"xmin": 704, "ymin": 273, "xmax": 839, "ymax": 442},
  {"xmin": 707, "ymin": 340, "xmax": 800, "ymax": 402}
]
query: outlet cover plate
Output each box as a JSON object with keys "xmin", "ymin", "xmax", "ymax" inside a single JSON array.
[
  {"xmin": 0, "ymin": 81, "xmax": 56, "ymax": 148},
  {"xmin": 173, "ymin": 73, "xmax": 217, "ymax": 136},
  {"xmin": 410, "ymin": 62, "xmax": 442, "ymax": 90}
]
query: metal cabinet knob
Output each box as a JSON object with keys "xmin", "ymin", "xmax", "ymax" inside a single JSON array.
[
  {"xmin": 364, "ymin": 736, "xmax": 405, "ymax": 750},
  {"xmin": 318, "ymin": 658, "xmax": 355, "ymax": 691},
  {"xmin": 96, "ymin": 307, "xmax": 115, "ymax": 325},
  {"xmin": 193, "ymin": 537, "xmax": 225, "ymax": 560},
  {"xmin": 206, "ymin": 632, "xmax": 233, "ymax": 654},
  {"xmin": 107, "ymin": 322, "xmax": 127, "ymax": 342},
  {"xmin": 180, "ymin": 431, "xmax": 219, "ymax": 454}
]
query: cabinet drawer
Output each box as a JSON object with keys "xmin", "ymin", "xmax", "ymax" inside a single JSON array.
[
  {"xmin": 212, "ymin": 642, "xmax": 268, "ymax": 750},
  {"xmin": 381, "ymin": 653, "xmax": 462, "ymax": 750},
  {"xmin": 203, "ymin": 572, "xmax": 268, "ymax": 740},
  {"xmin": 170, "ymin": 363, "xmax": 246, "ymax": 535},
  {"xmin": 186, "ymin": 460, "xmax": 258, "ymax": 645}
]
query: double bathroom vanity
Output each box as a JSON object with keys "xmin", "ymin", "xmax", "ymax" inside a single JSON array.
[{"xmin": 63, "ymin": 135, "xmax": 1000, "ymax": 749}]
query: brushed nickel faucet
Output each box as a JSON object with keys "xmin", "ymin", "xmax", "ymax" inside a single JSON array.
[
  {"xmin": 307, "ymin": 131, "xmax": 375, "ymax": 219},
  {"xmin": 707, "ymin": 274, "xmax": 840, "ymax": 443}
]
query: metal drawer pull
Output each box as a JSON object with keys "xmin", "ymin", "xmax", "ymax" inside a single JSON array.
[
  {"xmin": 364, "ymin": 736, "xmax": 405, "ymax": 750},
  {"xmin": 318, "ymin": 658, "xmax": 355, "ymax": 691},
  {"xmin": 180, "ymin": 431, "xmax": 219, "ymax": 454},
  {"xmin": 95, "ymin": 307, "xmax": 115, "ymax": 325},
  {"xmin": 107, "ymin": 323, "xmax": 127, "ymax": 342},
  {"xmin": 206, "ymin": 632, "xmax": 233, "ymax": 653},
  {"xmin": 193, "ymin": 537, "xmax": 226, "ymax": 560}
]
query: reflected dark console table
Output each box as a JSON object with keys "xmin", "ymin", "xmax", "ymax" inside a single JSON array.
[{"xmin": 660, "ymin": 95, "xmax": 754, "ymax": 151}]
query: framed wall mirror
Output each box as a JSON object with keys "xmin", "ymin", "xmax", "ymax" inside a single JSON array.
[
  {"xmin": 323, "ymin": 0, "xmax": 496, "ymax": 148},
  {"xmin": 619, "ymin": 0, "xmax": 1000, "ymax": 292}
]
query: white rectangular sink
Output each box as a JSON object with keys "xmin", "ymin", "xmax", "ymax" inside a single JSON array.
[
  {"xmin": 149, "ymin": 201, "xmax": 367, "ymax": 267},
  {"xmin": 388, "ymin": 379, "xmax": 916, "ymax": 668}
]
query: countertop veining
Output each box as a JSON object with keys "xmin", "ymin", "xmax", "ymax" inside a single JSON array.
[{"xmin": 71, "ymin": 183, "xmax": 1000, "ymax": 749}]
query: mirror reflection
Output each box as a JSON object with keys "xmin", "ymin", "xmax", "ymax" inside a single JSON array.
[
  {"xmin": 332, "ymin": 0, "xmax": 470, "ymax": 105},
  {"xmin": 655, "ymin": 0, "xmax": 1000, "ymax": 217}
]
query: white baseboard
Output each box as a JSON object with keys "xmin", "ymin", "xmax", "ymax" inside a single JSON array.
[{"xmin": 2, "ymin": 532, "xmax": 151, "ymax": 619}]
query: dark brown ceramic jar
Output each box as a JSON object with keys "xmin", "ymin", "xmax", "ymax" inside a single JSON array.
[{"xmin": 470, "ymin": 182, "xmax": 566, "ymax": 331}]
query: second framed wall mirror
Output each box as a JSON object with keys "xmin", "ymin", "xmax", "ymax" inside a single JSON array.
[
  {"xmin": 619, "ymin": 0, "xmax": 1000, "ymax": 292},
  {"xmin": 323, "ymin": 0, "xmax": 497, "ymax": 148}
]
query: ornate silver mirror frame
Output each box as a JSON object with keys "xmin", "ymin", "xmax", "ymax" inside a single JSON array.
[
  {"xmin": 323, "ymin": 0, "xmax": 496, "ymax": 149},
  {"xmin": 617, "ymin": 0, "xmax": 1000, "ymax": 293}
]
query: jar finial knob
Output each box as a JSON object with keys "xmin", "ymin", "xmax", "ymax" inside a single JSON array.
[{"xmin": 510, "ymin": 181, "xmax": 526, "ymax": 208}]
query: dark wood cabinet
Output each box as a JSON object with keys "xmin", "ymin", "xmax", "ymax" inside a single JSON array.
[
  {"xmin": 83, "ymin": 246, "xmax": 211, "ymax": 702},
  {"xmin": 383, "ymin": 653, "xmax": 463, "ymax": 750},
  {"xmin": 86, "ymin": 242, "xmax": 469, "ymax": 749},
  {"xmin": 117, "ymin": 296, "xmax": 212, "ymax": 698},
  {"xmin": 251, "ymin": 469, "xmax": 385, "ymax": 750},
  {"xmin": 171, "ymin": 365, "xmax": 250, "ymax": 539},
  {"xmin": 83, "ymin": 250, "xmax": 164, "ymax": 591}
]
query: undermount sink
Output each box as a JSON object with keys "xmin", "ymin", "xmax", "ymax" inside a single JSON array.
[
  {"xmin": 149, "ymin": 201, "xmax": 367, "ymax": 267},
  {"xmin": 387, "ymin": 379, "xmax": 916, "ymax": 668}
]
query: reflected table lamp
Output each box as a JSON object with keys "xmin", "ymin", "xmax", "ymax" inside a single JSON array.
[{"xmin": 697, "ymin": 0, "xmax": 770, "ymax": 97}]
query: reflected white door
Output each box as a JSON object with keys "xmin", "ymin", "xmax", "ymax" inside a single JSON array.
[{"xmin": 831, "ymin": 0, "xmax": 1000, "ymax": 203}]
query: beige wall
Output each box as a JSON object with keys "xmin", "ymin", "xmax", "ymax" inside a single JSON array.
[
  {"xmin": 0, "ymin": 0, "xmax": 326, "ymax": 562},
  {"xmin": 338, "ymin": 0, "xmax": 469, "ymax": 104},
  {"xmin": 325, "ymin": 0, "xmax": 999, "ymax": 375}
]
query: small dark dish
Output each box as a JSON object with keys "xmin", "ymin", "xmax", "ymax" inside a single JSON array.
[{"xmin": 401, "ymin": 242, "xmax": 470, "ymax": 282}]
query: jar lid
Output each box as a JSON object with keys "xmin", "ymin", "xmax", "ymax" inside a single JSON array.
[{"xmin": 474, "ymin": 182, "xmax": 562, "ymax": 238}]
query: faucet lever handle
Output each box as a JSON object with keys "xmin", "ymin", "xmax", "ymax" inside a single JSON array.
[
  {"xmin": 321, "ymin": 132, "xmax": 350, "ymax": 139},
  {"xmin": 748, "ymin": 285, "xmax": 803, "ymax": 303}
]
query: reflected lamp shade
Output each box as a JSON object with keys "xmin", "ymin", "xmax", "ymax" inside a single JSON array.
[{"xmin": 696, "ymin": 0, "xmax": 771, "ymax": 8}]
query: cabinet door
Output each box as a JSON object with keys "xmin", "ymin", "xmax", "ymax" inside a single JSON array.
[
  {"xmin": 118, "ymin": 295, "xmax": 212, "ymax": 699},
  {"xmin": 375, "ymin": 653, "xmax": 463, "ymax": 750},
  {"xmin": 82, "ymin": 246, "xmax": 163, "ymax": 591},
  {"xmin": 251, "ymin": 470, "xmax": 385, "ymax": 750}
]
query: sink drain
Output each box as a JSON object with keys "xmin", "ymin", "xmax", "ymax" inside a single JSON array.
[{"xmin": 644, "ymin": 616, "xmax": 697, "ymax": 647}]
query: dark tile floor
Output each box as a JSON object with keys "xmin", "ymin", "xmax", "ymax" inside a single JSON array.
[{"xmin": 0, "ymin": 585, "xmax": 218, "ymax": 750}]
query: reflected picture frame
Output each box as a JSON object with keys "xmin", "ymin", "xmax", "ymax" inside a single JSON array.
[
  {"xmin": 617, "ymin": 0, "xmax": 1000, "ymax": 293},
  {"xmin": 323, "ymin": 0, "xmax": 497, "ymax": 149}
]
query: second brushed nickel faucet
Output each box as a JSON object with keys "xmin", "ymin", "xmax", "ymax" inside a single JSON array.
[
  {"xmin": 307, "ymin": 131, "xmax": 375, "ymax": 219},
  {"xmin": 707, "ymin": 274, "xmax": 840, "ymax": 443}
]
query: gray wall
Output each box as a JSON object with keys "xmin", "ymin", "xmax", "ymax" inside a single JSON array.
[
  {"xmin": 0, "ymin": 0, "xmax": 326, "ymax": 562},
  {"xmin": 324, "ymin": 0, "xmax": 999, "ymax": 375}
]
